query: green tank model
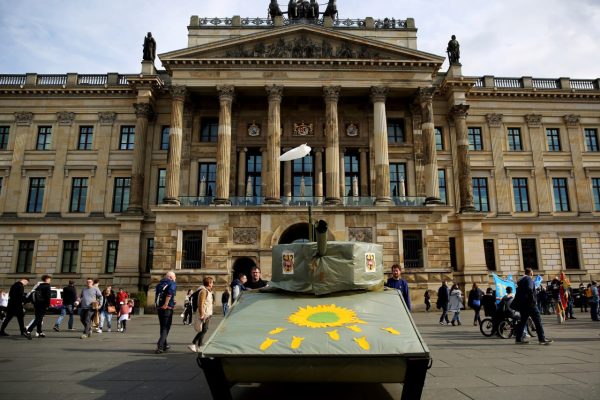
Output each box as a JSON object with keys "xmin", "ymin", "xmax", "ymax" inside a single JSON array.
[{"xmin": 198, "ymin": 220, "xmax": 431, "ymax": 399}]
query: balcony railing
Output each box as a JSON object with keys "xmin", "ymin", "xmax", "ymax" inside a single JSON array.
[
  {"xmin": 178, "ymin": 196, "xmax": 427, "ymax": 207},
  {"xmin": 475, "ymin": 76, "xmax": 599, "ymax": 91}
]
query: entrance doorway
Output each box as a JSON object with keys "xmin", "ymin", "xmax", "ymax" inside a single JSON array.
[
  {"xmin": 232, "ymin": 257, "xmax": 257, "ymax": 282},
  {"xmin": 278, "ymin": 222, "xmax": 310, "ymax": 244}
]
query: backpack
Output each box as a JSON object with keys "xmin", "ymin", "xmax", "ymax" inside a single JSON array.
[
  {"xmin": 25, "ymin": 283, "xmax": 40, "ymax": 304},
  {"xmin": 585, "ymin": 287, "xmax": 593, "ymax": 298},
  {"xmin": 190, "ymin": 287, "xmax": 203, "ymax": 313},
  {"xmin": 154, "ymin": 281, "xmax": 169, "ymax": 308}
]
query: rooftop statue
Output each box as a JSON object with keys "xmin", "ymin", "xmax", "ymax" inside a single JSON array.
[
  {"xmin": 447, "ymin": 34, "xmax": 460, "ymax": 65},
  {"xmin": 268, "ymin": 0, "xmax": 283, "ymax": 19},
  {"xmin": 285, "ymin": 0, "xmax": 322, "ymax": 20},
  {"xmin": 143, "ymin": 32, "xmax": 156, "ymax": 62},
  {"xmin": 323, "ymin": 0, "xmax": 339, "ymax": 19}
]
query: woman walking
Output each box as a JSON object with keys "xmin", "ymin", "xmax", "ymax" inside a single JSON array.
[
  {"xmin": 188, "ymin": 277, "xmax": 214, "ymax": 352},
  {"xmin": 468, "ymin": 283, "xmax": 484, "ymax": 326},
  {"xmin": 97, "ymin": 287, "xmax": 116, "ymax": 333},
  {"xmin": 448, "ymin": 284, "xmax": 464, "ymax": 326}
]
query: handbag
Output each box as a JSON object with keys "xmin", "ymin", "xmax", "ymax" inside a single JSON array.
[
  {"xmin": 107, "ymin": 305, "xmax": 116, "ymax": 314},
  {"xmin": 472, "ymin": 299, "xmax": 481, "ymax": 307},
  {"xmin": 91, "ymin": 301, "xmax": 99, "ymax": 310},
  {"xmin": 194, "ymin": 317, "xmax": 203, "ymax": 332}
]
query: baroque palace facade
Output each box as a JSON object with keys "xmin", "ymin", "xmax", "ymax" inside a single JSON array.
[{"xmin": 1, "ymin": 10, "xmax": 599, "ymax": 307}]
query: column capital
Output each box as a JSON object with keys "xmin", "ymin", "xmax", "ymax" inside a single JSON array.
[
  {"xmin": 486, "ymin": 113, "xmax": 503, "ymax": 128},
  {"xmin": 265, "ymin": 84, "xmax": 283, "ymax": 102},
  {"xmin": 370, "ymin": 86, "xmax": 388, "ymax": 103},
  {"xmin": 450, "ymin": 104, "xmax": 470, "ymax": 119},
  {"xmin": 563, "ymin": 114, "xmax": 580, "ymax": 127},
  {"xmin": 525, "ymin": 114, "xmax": 542, "ymax": 128},
  {"xmin": 14, "ymin": 112, "xmax": 33, "ymax": 126},
  {"xmin": 238, "ymin": 147, "xmax": 248, "ymax": 153},
  {"xmin": 217, "ymin": 85, "xmax": 235, "ymax": 102},
  {"xmin": 133, "ymin": 102, "xmax": 154, "ymax": 119},
  {"xmin": 98, "ymin": 112, "xmax": 117, "ymax": 126},
  {"xmin": 57, "ymin": 111, "xmax": 75, "ymax": 126},
  {"xmin": 313, "ymin": 147, "xmax": 324, "ymax": 153},
  {"xmin": 170, "ymin": 85, "xmax": 187, "ymax": 100},
  {"xmin": 418, "ymin": 86, "xmax": 436, "ymax": 103},
  {"xmin": 358, "ymin": 148, "xmax": 369, "ymax": 153},
  {"xmin": 323, "ymin": 86, "xmax": 341, "ymax": 102}
]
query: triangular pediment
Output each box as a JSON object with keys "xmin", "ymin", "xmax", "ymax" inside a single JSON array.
[{"xmin": 160, "ymin": 24, "xmax": 444, "ymax": 66}]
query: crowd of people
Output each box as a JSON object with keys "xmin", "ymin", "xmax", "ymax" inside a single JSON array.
[{"xmin": 0, "ymin": 276, "xmax": 136, "ymax": 340}]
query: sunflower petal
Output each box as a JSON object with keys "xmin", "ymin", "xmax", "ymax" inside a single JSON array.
[
  {"xmin": 290, "ymin": 336, "xmax": 305, "ymax": 349},
  {"xmin": 269, "ymin": 327, "xmax": 286, "ymax": 335},
  {"xmin": 346, "ymin": 325, "xmax": 362, "ymax": 332},
  {"xmin": 353, "ymin": 336, "xmax": 370, "ymax": 350},
  {"xmin": 260, "ymin": 337, "xmax": 278, "ymax": 351},
  {"xmin": 382, "ymin": 327, "xmax": 400, "ymax": 335},
  {"xmin": 325, "ymin": 329, "xmax": 340, "ymax": 341}
]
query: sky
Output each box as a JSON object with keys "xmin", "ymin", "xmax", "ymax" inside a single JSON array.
[{"xmin": 1, "ymin": 0, "xmax": 599, "ymax": 79}]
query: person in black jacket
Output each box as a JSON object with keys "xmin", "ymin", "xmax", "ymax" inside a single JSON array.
[
  {"xmin": 26, "ymin": 275, "xmax": 52, "ymax": 338},
  {"xmin": 436, "ymin": 280, "xmax": 450, "ymax": 325},
  {"xmin": 513, "ymin": 268, "xmax": 553, "ymax": 345},
  {"xmin": 468, "ymin": 282, "xmax": 485, "ymax": 326},
  {"xmin": 53, "ymin": 280, "xmax": 77, "ymax": 331},
  {"xmin": 0, "ymin": 278, "xmax": 31, "ymax": 339}
]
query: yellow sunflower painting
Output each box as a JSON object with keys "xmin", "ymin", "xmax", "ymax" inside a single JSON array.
[{"xmin": 288, "ymin": 304, "xmax": 361, "ymax": 328}]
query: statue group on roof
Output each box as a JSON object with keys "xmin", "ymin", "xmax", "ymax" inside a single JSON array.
[{"xmin": 269, "ymin": 0, "xmax": 337, "ymax": 20}]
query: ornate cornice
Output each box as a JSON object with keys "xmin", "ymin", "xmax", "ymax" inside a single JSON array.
[
  {"xmin": 133, "ymin": 102, "xmax": 153, "ymax": 119},
  {"xmin": 486, "ymin": 113, "xmax": 503, "ymax": 128},
  {"xmin": 14, "ymin": 112, "xmax": 33, "ymax": 126},
  {"xmin": 525, "ymin": 114, "xmax": 542, "ymax": 128},
  {"xmin": 563, "ymin": 114, "xmax": 580, "ymax": 127},
  {"xmin": 370, "ymin": 86, "xmax": 388, "ymax": 103},
  {"xmin": 217, "ymin": 85, "xmax": 235, "ymax": 102},
  {"xmin": 323, "ymin": 86, "xmax": 340, "ymax": 102},
  {"xmin": 57, "ymin": 111, "xmax": 75, "ymax": 126},
  {"xmin": 98, "ymin": 112, "xmax": 117, "ymax": 126},
  {"xmin": 265, "ymin": 84, "xmax": 283, "ymax": 102}
]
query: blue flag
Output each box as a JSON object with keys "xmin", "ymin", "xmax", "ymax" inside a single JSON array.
[{"xmin": 492, "ymin": 273, "xmax": 516, "ymax": 304}]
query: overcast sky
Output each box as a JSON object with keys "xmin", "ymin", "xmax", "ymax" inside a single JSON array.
[{"xmin": 1, "ymin": 0, "xmax": 598, "ymax": 79}]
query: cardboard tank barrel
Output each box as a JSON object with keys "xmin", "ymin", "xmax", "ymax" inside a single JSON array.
[{"xmin": 198, "ymin": 220, "xmax": 431, "ymax": 400}]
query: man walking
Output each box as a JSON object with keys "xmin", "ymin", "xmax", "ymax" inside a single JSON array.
[
  {"xmin": 0, "ymin": 278, "xmax": 31, "ymax": 339},
  {"xmin": 384, "ymin": 264, "xmax": 411, "ymax": 311},
  {"xmin": 513, "ymin": 268, "xmax": 553, "ymax": 345},
  {"xmin": 26, "ymin": 275, "xmax": 52, "ymax": 338},
  {"xmin": 155, "ymin": 271, "xmax": 177, "ymax": 354},
  {"xmin": 78, "ymin": 278, "xmax": 102, "ymax": 339},
  {"xmin": 54, "ymin": 280, "xmax": 77, "ymax": 331},
  {"xmin": 436, "ymin": 281, "xmax": 450, "ymax": 325}
]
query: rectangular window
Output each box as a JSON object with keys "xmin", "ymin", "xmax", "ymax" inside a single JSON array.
[
  {"xmin": 552, "ymin": 177, "xmax": 570, "ymax": 211},
  {"xmin": 344, "ymin": 151, "xmax": 360, "ymax": 197},
  {"xmin": 200, "ymin": 117, "xmax": 219, "ymax": 142},
  {"xmin": 246, "ymin": 150, "xmax": 262, "ymax": 199},
  {"xmin": 403, "ymin": 230, "xmax": 423, "ymax": 268},
  {"xmin": 521, "ymin": 238, "xmax": 539, "ymax": 270},
  {"xmin": 146, "ymin": 238, "xmax": 154, "ymax": 272},
  {"xmin": 77, "ymin": 126, "xmax": 93, "ymax": 150},
  {"xmin": 434, "ymin": 127, "xmax": 444, "ymax": 150},
  {"xmin": 157, "ymin": 169, "xmax": 166, "ymax": 204},
  {"xmin": 468, "ymin": 127, "xmax": 483, "ymax": 151},
  {"xmin": 438, "ymin": 169, "xmax": 447, "ymax": 204},
  {"xmin": 26, "ymin": 177, "xmax": 45, "ymax": 213},
  {"xmin": 584, "ymin": 128, "xmax": 599, "ymax": 152},
  {"xmin": 160, "ymin": 126, "xmax": 170, "ymax": 150},
  {"xmin": 16, "ymin": 240, "xmax": 35, "ymax": 273},
  {"xmin": 293, "ymin": 156, "xmax": 314, "ymax": 197},
  {"xmin": 472, "ymin": 177, "xmax": 489, "ymax": 212},
  {"xmin": 0, "ymin": 126, "xmax": 9, "ymax": 150},
  {"xmin": 69, "ymin": 177, "xmax": 88, "ymax": 213},
  {"xmin": 61, "ymin": 240, "xmax": 79, "ymax": 273},
  {"xmin": 198, "ymin": 162, "xmax": 217, "ymax": 198},
  {"xmin": 119, "ymin": 126, "xmax": 135, "ymax": 150},
  {"xmin": 387, "ymin": 118, "xmax": 405, "ymax": 143},
  {"xmin": 105, "ymin": 240, "xmax": 119, "ymax": 273},
  {"xmin": 512, "ymin": 178, "xmax": 530, "ymax": 212},
  {"xmin": 562, "ymin": 238, "xmax": 580, "ymax": 270},
  {"xmin": 389, "ymin": 163, "xmax": 406, "ymax": 198},
  {"xmin": 112, "ymin": 177, "xmax": 131, "ymax": 213},
  {"xmin": 449, "ymin": 237, "xmax": 457, "ymax": 272},
  {"xmin": 593, "ymin": 178, "xmax": 600, "ymax": 211},
  {"xmin": 507, "ymin": 127, "xmax": 523, "ymax": 151},
  {"xmin": 36, "ymin": 126, "xmax": 52, "ymax": 150},
  {"xmin": 182, "ymin": 231, "xmax": 202, "ymax": 269},
  {"xmin": 546, "ymin": 128, "xmax": 561, "ymax": 151},
  {"xmin": 483, "ymin": 239, "xmax": 496, "ymax": 271}
]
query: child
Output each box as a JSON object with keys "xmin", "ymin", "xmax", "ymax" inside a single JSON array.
[{"xmin": 117, "ymin": 300, "xmax": 133, "ymax": 333}]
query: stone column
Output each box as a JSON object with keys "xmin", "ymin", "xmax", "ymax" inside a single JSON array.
[
  {"xmin": 323, "ymin": 86, "xmax": 341, "ymax": 204},
  {"xmin": 359, "ymin": 148, "xmax": 368, "ymax": 196},
  {"xmin": 89, "ymin": 112, "xmax": 116, "ymax": 216},
  {"xmin": 214, "ymin": 85, "xmax": 234, "ymax": 205},
  {"xmin": 339, "ymin": 148, "xmax": 346, "ymax": 198},
  {"xmin": 410, "ymin": 104, "xmax": 425, "ymax": 197},
  {"xmin": 487, "ymin": 113, "xmax": 511, "ymax": 215},
  {"xmin": 128, "ymin": 103, "xmax": 153, "ymax": 213},
  {"xmin": 46, "ymin": 112, "xmax": 75, "ymax": 216},
  {"xmin": 565, "ymin": 114, "xmax": 592, "ymax": 214},
  {"xmin": 527, "ymin": 114, "xmax": 552, "ymax": 215},
  {"xmin": 314, "ymin": 148, "xmax": 324, "ymax": 200},
  {"xmin": 261, "ymin": 148, "xmax": 268, "ymax": 201},
  {"xmin": 237, "ymin": 147, "xmax": 247, "ymax": 197},
  {"xmin": 419, "ymin": 88, "xmax": 441, "ymax": 204},
  {"xmin": 371, "ymin": 86, "xmax": 391, "ymax": 204},
  {"xmin": 4, "ymin": 113, "xmax": 33, "ymax": 216},
  {"xmin": 283, "ymin": 148, "xmax": 292, "ymax": 200},
  {"xmin": 265, "ymin": 85, "xmax": 283, "ymax": 204},
  {"xmin": 164, "ymin": 85, "xmax": 187, "ymax": 205},
  {"xmin": 451, "ymin": 104, "xmax": 476, "ymax": 212}
]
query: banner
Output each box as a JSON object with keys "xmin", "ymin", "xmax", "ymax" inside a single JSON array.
[{"xmin": 492, "ymin": 273, "xmax": 544, "ymax": 304}]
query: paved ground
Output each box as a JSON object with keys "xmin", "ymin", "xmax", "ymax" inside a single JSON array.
[{"xmin": 0, "ymin": 310, "xmax": 599, "ymax": 399}]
